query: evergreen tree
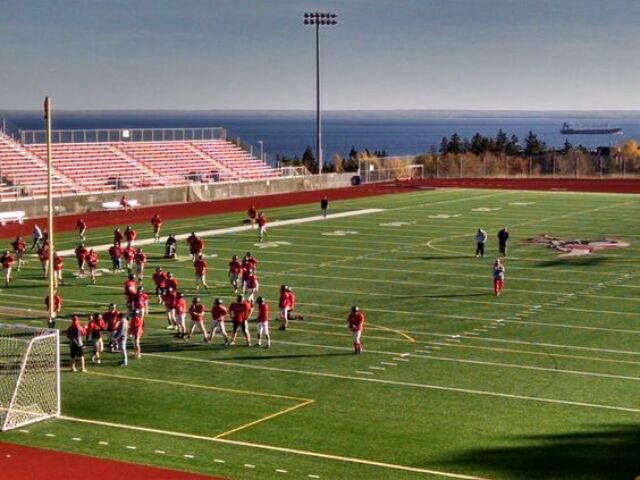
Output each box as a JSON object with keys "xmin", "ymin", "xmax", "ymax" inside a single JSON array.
[
  {"xmin": 524, "ymin": 131, "xmax": 546, "ymax": 156},
  {"xmin": 470, "ymin": 132, "xmax": 486, "ymax": 155},
  {"xmin": 301, "ymin": 145, "xmax": 317, "ymax": 171},
  {"xmin": 448, "ymin": 133, "xmax": 462, "ymax": 154},
  {"xmin": 494, "ymin": 129, "xmax": 508, "ymax": 154},
  {"xmin": 439, "ymin": 137, "xmax": 448, "ymax": 155},
  {"xmin": 506, "ymin": 134, "xmax": 521, "ymax": 156}
]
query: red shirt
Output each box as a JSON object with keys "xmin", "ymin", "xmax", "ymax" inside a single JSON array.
[
  {"xmin": 257, "ymin": 303, "xmax": 269, "ymax": 322},
  {"xmin": 53, "ymin": 256, "xmax": 63, "ymax": 271},
  {"xmin": 134, "ymin": 252, "xmax": 146, "ymax": 265},
  {"xmin": 163, "ymin": 290, "xmax": 177, "ymax": 309},
  {"xmin": 248, "ymin": 207, "xmax": 257, "ymax": 219},
  {"xmin": 243, "ymin": 257, "xmax": 257, "ymax": 272},
  {"xmin": 109, "ymin": 244, "xmax": 122, "ymax": 260},
  {"xmin": 75, "ymin": 246, "xmax": 88, "ymax": 261},
  {"xmin": 151, "ymin": 216, "xmax": 162, "ymax": 228},
  {"xmin": 1, "ymin": 255, "xmax": 15, "ymax": 269},
  {"xmin": 122, "ymin": 247, "xmax": 135, "ymax": 261},
  {"xmin": 257, "ymin": 215, "xmax": 267, "ymax": 227},
  {"xmin": 174, "ymin": 297, "xmax": 187, "ymax": 315},
  {"xmin": 11, "ymin": 239, "xmax": 26, "ymax": 252},
  {"xmin": 348, "ymin": 312, "xmax": 366, "ymax": 332},
  {"xmin": 45, "ymin": 294, "xmax": 62, "ymax": 312},
  {"xmin": 103, "ymin": 310, "xmax": 119, "ymax": 331},
  {"xmin": 279, "ymin": 291, "xmax": 292, "ymax": 309},
  {"xmin": 289, "ymin": 292, "xmax": 297, "ymax": 310},
  {"xmin": 130, "ymin": 316, "xmax": 143, "ymax": 335},
  {"xmin": 125, "ymin": 229, "xmax": 136, "ymax": 241},
  {"xmin": 190, "ymin": 303, "xmax": 205, "ymax": 322},
  {"xmin": 38, "ymin": 245, "xmax": 50, "ymax": 262},
  {"xmin": 87, "ymin": 252, "xmax": 99, "ymax": 267},
  {"xmin": 229, "ymin": 301, "xmax": 250, "ymax": 322},
  {"xmin": 211, "ymin": 305, "xmax": 228, "ymax": 321},
  {"xmin": 133, "ymin": 292, "xmax": 149, "ymax": 310},
  {"xmin": 246, "ymin": 274, "xmax": 258, "ymax": 289},
  {"xmin": 228, "ymin": 259, "xmax": 242, "ymax": 274},
  {"xmin": 87, "ymin": 319, "xmax": 105, "ymax": 339},
  {"xmin": 124, "ymin": 279, "xmax": 137, "ymax": 298},
  {"xmin": 114, "ymin": 230, "xmax": 124, "ymax": 244},
  {"xmin": 190, "ymin": 238, "xmax": 204, "ymax": 254},
  {"xmin": 153, "ymin": 271, "xmax": 167, "ymax": 288},
  {"xmin": 194, "ymin": 259, "xmax": 207, "ymax": 275},
  {"xmin": 76, "ymin": 219, "xmax": 86, "ymax": 231},
  {"xmin": 166, "ymin": 277, "xmax": 178, "ymax": 290}
]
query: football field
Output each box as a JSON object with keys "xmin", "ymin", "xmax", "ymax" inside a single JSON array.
[{"xmin": 1, "ymin": 187, "xmax": 640, "ymax": 480}]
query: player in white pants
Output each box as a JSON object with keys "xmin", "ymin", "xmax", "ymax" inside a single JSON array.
[
  {"xmin": 209, "ymin": 298, "xmax": 230, "ymax": 345},
  {"xmin": 255, "ymin": 297, "xmax": 271, "ymax": 348}
]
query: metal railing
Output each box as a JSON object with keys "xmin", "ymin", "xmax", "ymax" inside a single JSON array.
[{"xmin": 19, "ymin": 127, "xmax": 227, "ymax": 145}]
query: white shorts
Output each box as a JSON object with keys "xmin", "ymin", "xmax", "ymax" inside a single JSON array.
[
  {"xmin": 257, "ymin": 321, "xmax": 269, "ymax": 336},
  {"xmin": 211, "ymin": 320, "xmax": 227, "ymax": 336},
  {"xmin": 176, "ymin": 313, "xmax": 186, "ymax": 327},
  {"xmin": 279, "ymin": 307, "xmax": 289, "ymax": 320},
  {"xmin": 54, "ymin": 270, "xmax": 62, "ymax": 279},
  {"xmin": 259, "ymin": 225, "xmax": 266, "ymax": 236},
  {"xmin": 196, "ymin": 274, "xmax": 205, "ymax": 283},
  {"xmin": 352, "ymin": 330, "xmax": 362, "ymax": 343},
  {"xmin": 229, "ymin": 273, "xmax": 239, "ymax": 284},
  {"xmin": 136, "ymin": 264, "xmax": 144, "ymax": 275},
  {"xmin": 3, "ymin": 267, "xmax": 11, "ymax": 278},
  {"xmin": 245, "ymin": 287, "xmax": 258, "ymax": 301}
]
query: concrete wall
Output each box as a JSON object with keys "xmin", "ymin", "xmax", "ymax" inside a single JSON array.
[{"xmin": 1, "ymin": 173, "xmax": 354, "ymax": 218}]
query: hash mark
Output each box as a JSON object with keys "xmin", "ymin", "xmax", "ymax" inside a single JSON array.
[{"xmin": 155, "ymin": 450, "xmax": 165, "ymax": 454}]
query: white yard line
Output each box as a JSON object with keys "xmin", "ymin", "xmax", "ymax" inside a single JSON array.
[
  {"xmin": 57, "ymin": 209, "xmax": 385, "ymax": 256},
  {"xmin": 59, "ymin": 415, "xmax": 489, "ymax": 480},
  {"xmin": 144, "ymin": 353, "xmax": 640, "ymax": 414}
]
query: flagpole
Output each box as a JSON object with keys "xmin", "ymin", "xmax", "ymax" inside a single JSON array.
[{"xmin": 44, "ymin": 97, "xmax": 55, "ymax": 327}]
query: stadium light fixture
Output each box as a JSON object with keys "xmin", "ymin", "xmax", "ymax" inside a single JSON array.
[{"xmin": 303, "ymin": 11, "xmax": 337, "ymax": 175}]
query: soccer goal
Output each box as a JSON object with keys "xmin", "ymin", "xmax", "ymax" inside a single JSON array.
[
  {"xmin": 358, "ymin": 156, "xmax": 424, "ymax": 184},
  {"xmin": 0, "ymin": 324, "xmax": 60, "ymax": 431}
]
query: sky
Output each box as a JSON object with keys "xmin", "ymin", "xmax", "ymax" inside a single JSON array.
[{"xmin": 0, "ymin": 0, "xmax": 638, "ymax": 111}]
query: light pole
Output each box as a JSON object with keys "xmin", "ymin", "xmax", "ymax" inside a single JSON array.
[
  {"xmin": 258, "ymin": 140, "xmax": 263, "ymax": 163},
  {"xmin": 303, "ymin": 11, "xmax": 337, "ymax": 175}
]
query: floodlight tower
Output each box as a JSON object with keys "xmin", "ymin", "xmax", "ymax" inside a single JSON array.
[{"xmin": 303, "ymin": 12, "xmax": 337, "ymax": 175}]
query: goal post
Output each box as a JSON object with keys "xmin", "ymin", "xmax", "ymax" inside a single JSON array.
[
  {"xmin": 358, "ymin": 156, "xmax": 424, "ymax": 184},
  {"xmin": 0, "ymin": 324, "xmax": 60, "ymax": 431}
]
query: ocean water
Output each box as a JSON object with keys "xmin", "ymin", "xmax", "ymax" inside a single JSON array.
[{"xmin": 2, "ymin": 111, "xmax": 639, "ymax": 163}]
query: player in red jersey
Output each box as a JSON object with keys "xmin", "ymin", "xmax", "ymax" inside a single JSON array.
[
  {"xmin": 228, "ymin": 255, "xmax": 242, "ymax": 293},
  {"xmin": 255, "ymin": 297, "xmax": 271, "ymax": 348},
  {"xmin": 103, "ymin": 303, "xmax": 119, "ymax": 351},
  {"xmin": 129, "ymin": 310, "xmax": 144, "ymax": 359},
  {"xmin": 256, "ymin": 212, "xmax": 267, "ymax": 241},
  {"xmin": 247, "ymin": 205, "xmax": 258, "ymax": 229},
  {"xmin": 109, "ymin": 242, "xmax": 123, "ymax": 272},
  {"xmin": 187, "ymin": 297, "xmax": 208, "ymax": 342},
  {"xmin": 86, "ymin": 249, "xmax": 99, "ymax": 284},
  {"xmin": 86, "ymin": 313, "xmax": 105, "ymax": 364},
  {"xmin": 174, "ymin": 292, "xmax": 187, "ymax": 338},
  {"xmin": 162, "ymin": 287, "xmax": 178, "ymax": 330},
  {"xmin": 244, "ymin": 269, "xmax": 259, "ymax": 302},
  {"xmin": 151, "ymin": 214, "xmax": 163, "ymax": 243},
  {"xmin": 11, "ymin": 236, "xmax": 26, "ymax": 271},
  {"xmin": 166, "ymin": 272, "xmax": 178, "ymax": 291},
  {"xmin": 134, "ymin": 248, "xmax": 146, "ymax": 281},
  {"xmin": 67, "ymin": 315, "xmax": 87, "ymax": 372},
  {"xmin": 75, "ymin": 218, "xmax": 87, "ymax": 241},
  {"xmin": 189, "ymin": 235, "xmax": 204, "ymax": 262},
  {"xmin": 133, "ymin": 286, "xmax": 149, "ymax": 320},
  {"xmin": 152, "ymin": 267, "xmax": 167, "ymax": 303},
  {"xmin": 347, "ymin": 306, "xmax": 366, "ymax": 354},
  {"xmin": 38, "ymin": 242, "xmax": 49, "ymax": 278},
  {"xmin": 113, "ymin": 227, "xmax": 124, "ymax": 245},
  {"xmin": 286, "ymin": 286, "xmax": 304, "ymax": 321},
  {"xmin": 123, "ymin": 273, "xmax": 137, "ymax": 310},
  {"xmin": 122, "ymin": 245, "xmax": 135, "ymax": 272},
  {"xmin": 241, "ymin": 252, "xmax": 258, "ymax": 293},
  {"xmin": 493, "ymin": 259, "xmax": 505, "ymax": 296},
  {"xmin": 209, "ymin": 298, "xmax": 229, "ymax": 345},
  {"xmin": 278, "ymin": 285, "xmax": 292, "ymax": 330},
  {"xmin": 124, "ymin": 226, "xmax": 137, "ymax": 248},
  {"xmin": 1, "ymin": 250, "xmax": 15, "ymax": 287},
  {"xmin": 229, "ymin": 295, "xmax": 252, "ymax": 346},
  {"xmin": 193, "ymin": 254, "xmax": 209, "ymax": 291},
  {"xmin": 44, "ymin": 291, "xmax": 62, "ymax": 328},
  {"xmin": 52, "ymin": 252, "xmax": 64, "ymax": 288},
  {"xmin": 74, "ymin": 243, "xmax": 88, "ymax": 276}
]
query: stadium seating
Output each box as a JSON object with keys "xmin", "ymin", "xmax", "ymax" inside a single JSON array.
[{"xmin": 0, "ymin": 133, "xmax": 281, "ymax": 200}]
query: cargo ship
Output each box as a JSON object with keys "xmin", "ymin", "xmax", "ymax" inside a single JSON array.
[{"xmin": 561, "ymin": 122, "xmax": 623, "ymax": 135}]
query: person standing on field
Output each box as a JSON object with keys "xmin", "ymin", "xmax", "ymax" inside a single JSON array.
[
  {"xmin": 209, "ymin": 298, "xmax": 230, "ymax": 345},
  {"xmin": 255, "ymin": 296, "xmax": 271, "ymax": 348},
  {"xmin": 347, "ymin": 306, "xmax": 365, "ymax": 354},
  {"xmin": 67, "ymin": 315, "xmax": 87, "ymax": 372},
  {"xmin": 475, "ymin": 228, "xmax": 487, "ymax": 258},
  {"xmin": 115, "ymin": 313, "xmax": 128, "ymax": 366},
  {"xmin": 11, "ymin": 236, "xmax": 26, "ymax": 271},
  {"xmin": 497, "ymin": 227, "xmax": 509, "ymax": 257},
  {"xmin": 151, "ymin": 214, "xmax": 163, "ymax": 243},
  {"xmin": 75, "ymin": 218, "xmax": 87, "ymax": 241},
  {"xmin": 493, "ymin": 259, "xmax": 505, "ymax": 296},
  {"xmin": 320, "ymin": 195, "xmax": 329, "ymax": 217}
]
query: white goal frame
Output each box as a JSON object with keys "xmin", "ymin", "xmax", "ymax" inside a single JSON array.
[{"xmin": 0, "ymin": 324, "xmax": 60, "ymax": 431}]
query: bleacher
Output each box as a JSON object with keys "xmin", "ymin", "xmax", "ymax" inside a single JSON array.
[{"xmin": 0, "ymin": 130, "xmax": 282, "ymax": 200}]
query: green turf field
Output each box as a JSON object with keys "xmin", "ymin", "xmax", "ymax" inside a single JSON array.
[{"xmin": 1, "ymin": 188, "xmax": 640, "ymax": 480}]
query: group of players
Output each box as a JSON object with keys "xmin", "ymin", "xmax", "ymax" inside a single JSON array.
[{"xmin": 4, "ymin": 196, "xmax": 371, "ymax": 371}]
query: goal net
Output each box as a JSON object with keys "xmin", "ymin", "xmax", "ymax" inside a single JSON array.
[
  {"xmin": 358, "ymin": 156, "xmax": 424, "ymax": 184},
  {"xmin": 0, "ymin": 324, "xmax": 60, "ymax": 431}
]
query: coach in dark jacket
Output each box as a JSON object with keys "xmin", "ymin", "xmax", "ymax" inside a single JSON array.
[{"xmin": 498, "ymin": 227, "xmax": 509, "ymax": 257}]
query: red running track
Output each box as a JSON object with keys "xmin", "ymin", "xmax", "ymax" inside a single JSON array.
[
  {"xmin": 0, "ymin": 441, "xmax": 225, "ymax": 480},
  {"xmin": 2, "ymin": 178, "xmax": 639, "ymax": 240}
]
